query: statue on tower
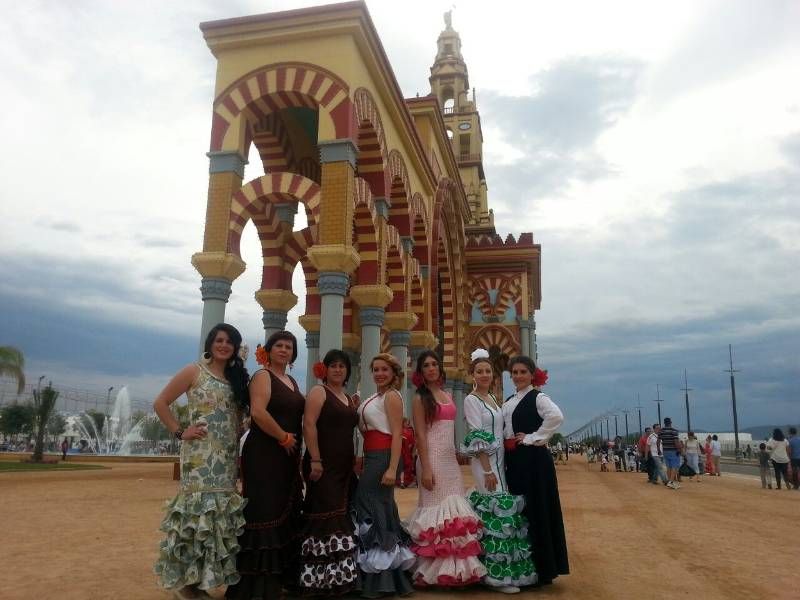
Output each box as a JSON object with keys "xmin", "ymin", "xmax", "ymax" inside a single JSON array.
[{"xmin": 444, "ymin": 10, "xmax": 452, "ymax": 30}]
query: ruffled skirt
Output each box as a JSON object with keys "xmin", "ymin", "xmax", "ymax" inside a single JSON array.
[
  {"xmin": 405, "ymin": 494, "xmax": 486, "ymax": 586},
  {"xmin": 351, "ymin": 450, "xmax": 414, "ymax": 598},
  {"xmin": 468, "ymin": 491, "xmax": 537, "ymax": 587},
  {"xmin": 154, "ymin": 490, "xmax": 246, "ymax": 590}
]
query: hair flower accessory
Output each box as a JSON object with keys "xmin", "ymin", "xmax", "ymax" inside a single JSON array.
[
  {"xmin": 313, "ymin": 361, "xmax": 327, "ymax": 380},
  {"xmin": 255, "ymin": 344, "xmax": 269, "ymax": 367},
  {"xmin": 411, "ymin": 371, "xmax": 425, "ymax": 389},
  {"xmin": 238, "ymin": 343, "xmax": 249, "ymax": 362},
  {"xmin": 533, "ymin": 367, "xmax": 549, "ymax": 387},
  {"xmin": 470, "ymin": 348, "xmax": 490, "ymax": 362}
]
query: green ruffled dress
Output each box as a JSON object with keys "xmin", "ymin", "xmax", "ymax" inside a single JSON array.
[
  {"xmin": 462, "ymin": 393, "xmax": 537, "ymax": 587},
  {"xmin": 154, "ymin": 363, "xmax": 247, "ymax": 591}
]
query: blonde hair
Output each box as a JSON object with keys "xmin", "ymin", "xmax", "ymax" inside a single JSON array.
[{"xmin": 370, "ymin": 353, "xmax": 403, "ymax": 390}]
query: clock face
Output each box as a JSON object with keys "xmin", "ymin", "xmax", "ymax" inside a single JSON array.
[{"xmin": 458, "ymin": 122, "xmax": 471, "ymax": 131}]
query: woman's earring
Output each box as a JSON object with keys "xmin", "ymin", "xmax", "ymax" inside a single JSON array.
[
  {"xmin": 203, "ymin": 351, "xmax": 212, "ymax": 364},
  {"xmin": 289, "ymin": 363, "xmax": 294, "ymax": 371},
  {"xmin": 229, "ymin": 359, "xmax": 236, "ymax": 367}
]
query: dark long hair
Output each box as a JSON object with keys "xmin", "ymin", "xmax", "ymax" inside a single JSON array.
[
  {"xmin": 415, "ymin": 350, "xmax": 446, "ymax": 426},
  {"xmin": 204, "ymin": 323, "xmax": 249, "ymax": 410},
  {"xmin": 773, "ymin": 428, "xmax": 785, "ymax": 442}
]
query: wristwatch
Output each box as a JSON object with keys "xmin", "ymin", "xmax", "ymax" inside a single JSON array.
[{"xmin": 174, "ymin": 428, "xmax": 184, "ymax": 441}]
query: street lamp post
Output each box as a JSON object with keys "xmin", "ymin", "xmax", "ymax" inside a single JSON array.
[
  {"xmin": 605, "ymin": 417, "xmax": 610, "ymax": 441},
  {"xmin": 724, "ymin": 344, "xmax": 742, "ymax": 462},
  {"xmin": 654, "ymin": 384, "xmax": 664, "ymax": 425},
  {"xmin": 635, "ymin": 393, "xmax": 643, "ymax": 437},
  {"xmin": 106, "ymin": 386, "xmax": 114, "ymax": 414},
  {"xmin": 681, "ymin": 368, "xmax": 693, "ymax": 432},
  {"xmin": 614, "ymin": 413, "xmax": 619, "ymax": 437},
  {"xmin": 622, "ymin": 409, "xmax": 630, "ymax": 442}
]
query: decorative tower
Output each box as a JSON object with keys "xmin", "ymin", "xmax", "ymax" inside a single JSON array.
[{"xmin": 429, "ymin": 11, "xmax": 493, "ymax": 231}]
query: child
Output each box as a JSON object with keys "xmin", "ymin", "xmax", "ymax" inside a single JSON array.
[
  {"xmin": 758, "ymin": 442, "xmax": 773, "ymax": 489},
  {"xmin": 601, "ymin": 452, "xmax": 609, "ymax": 472}
]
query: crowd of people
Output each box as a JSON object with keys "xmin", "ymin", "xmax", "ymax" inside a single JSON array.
[
  {"xmin": 151, "ymin": 324, "xmax": 570, "ymax": 600},
  {"xmin": 586, "ymin": 420, "xmax": 800, "ymax": 492}
]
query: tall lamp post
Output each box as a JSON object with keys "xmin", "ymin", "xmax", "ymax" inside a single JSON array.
[
  {"xmin": 681, "ymin": 368, "xmax": 693, "ymax": 432},
  {"xmin": 613, "ymin": 413, "xmax": 619, "ymax": 437},
  {"xmin": 724, "ymin": 344, "xmax": 742, "ymax": 462},
  {"xmin": 635, "ymin": 393, "xmax": 643, "ymax": 436},
  {"xmin": 106, "ymin": 386, "xmax": 114, "ymax": 414},
  {"xmin": 622, "ymin": 409, "xmax": 630, "ymax": 442},
  {"xmin": 605, "ymin": 416, "xmax": 610, "ymax": 441},
  {"xmin": 654, "ymin": 384, "xmax": 664, "ymax": 425}
]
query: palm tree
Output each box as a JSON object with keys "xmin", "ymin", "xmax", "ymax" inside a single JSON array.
[
  {"xmin": 32, "ymin": 382, "xmax": 59, "ymax": 462},
  {"xmin": 0, "ymin": 346, "xmax": 26, "ymax": 394}
]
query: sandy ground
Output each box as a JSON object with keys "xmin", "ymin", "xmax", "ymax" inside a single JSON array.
[{"xmin": 2, "ymin": 455, "xmax": 797, "ymax": 600}]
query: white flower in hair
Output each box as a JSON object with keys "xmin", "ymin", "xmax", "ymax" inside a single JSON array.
[
  {"xmin": 238, "ymin": 343, "xmax": 250, "ymax": 362},
  {"xmin": 471, "ymin": 348, "xmax": 490, "ymax": 361}
]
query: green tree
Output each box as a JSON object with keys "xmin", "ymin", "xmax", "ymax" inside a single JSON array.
[
  {"xmin": 0, "ymin": 346, "xmax": 26, "ymax": 394},
  {"xmin": 551, "ymin": 432, "xmax": 565, "ymax": 446},
  {"xmin": 0, "ymin": 403, "xmax": 35, "ymax": 438},
  {"xmin": 140, "ymin": 415, "xmax": 169, "ymax": 443},
  {"xmin": 32, "ymin": 382, "xmax": 59, "ymax": 461},
  {"xmin": 84, "ymin": 409, "xmax": 107, "ymax": 435},
  {"xmin": 46, "ymin": 412, "xmax": 67, "ymax": 440}
]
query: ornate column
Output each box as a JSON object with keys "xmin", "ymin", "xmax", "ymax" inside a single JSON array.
[
  {"xmin": 191, "ymin": 150, "xmax": 247, "ymax": 355},
  {"xmin": 191, "ymin": 252, "xmax": 246, "ymax": 356},
  {"xmin": 518, "ymin": 317, "xmax": 531, "ymax": 356},
  {"xmin": 309, "ymin": 139, "xmax": 360, "ymax": 357},
  {"xmin": 385, "ymin": 311, "xmax": 417, "ymax": 416},
  {"xmin": 351, "ymin": 284, "xmax": 393, "ymax": 398},
  {"xmin": 406, "ymin": 345, "xmax": 425, "ymax": 417},
  {"xmin": 304, "ymin": 331, "xmax": 320, "ymax": 394},
  {"xmin": 530, "ymin": 315, "xmax": 538, "ymax": 361},
  {"xmin": 344, "ymin": 348, "xmax": 361, "ymax": 396}
]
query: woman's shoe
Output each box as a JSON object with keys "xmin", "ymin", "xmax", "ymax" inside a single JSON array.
[{"xmin": 496, "ymin": 586, "xmax": 520, "ymax": 594}]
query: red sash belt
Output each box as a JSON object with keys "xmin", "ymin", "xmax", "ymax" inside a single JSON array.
[
  {"xmin": 504, "ymin": 438, "xmax": 518, "ymax": 452},
  {"xmin": 364, "ymin": 430, "xmax": 393, "ymax": 451}
]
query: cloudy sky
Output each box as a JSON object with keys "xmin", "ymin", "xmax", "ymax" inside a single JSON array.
[{"xmin": 1, "ymin": 0, "xmax": 798, "ymax": 434}]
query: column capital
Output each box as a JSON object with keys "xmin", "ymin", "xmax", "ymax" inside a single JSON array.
[
  {"xmin": 359, "ymin": 306, "xmax": 385, "ymax": 328},
  {"xmin": 275, "ymin": 202, "xmax": 298, "ymax": 225},
  {"xmin": 401, "ymin": 236, "xmax": 414, "ymax": 254},
  {"xmin": 350, "ymin": 284, "xmax": 393, "ymax": 309},
  {"xmin": 307, "ymin": 244, "xmax": 360, "ymax": 274},
  {"xmin": 305, "ymin": 331, "xmax": 320, "ymax": 349},
  {"xmin": 389, "ymin": 330, "xmax": 411, "ymax": 347},
  {"xmin": 255, "ymin": 289, "xmax": 298, "ymax": 312},
  {"xmin": 373, "ymin": 197, "xmax": 389, "ymax": 219},
  {"xmin": 452, "ymin": 379, "xmax": 465, "ymax": 392},
  {"xmin": 410, "ymin": 330, "xmax": 437, "ymax": 350},
  {"xmin": 262, "ymin": 310, "xmax": 288, "ymax": 331},
  {"xmin": 200, "ymin": 277, "xmax": 232, "ymax": 302},
  {"xmin": 384, "ymin": 311, "xmax": 418, "ymax": 331},
  {"xmin": 318, "ymin": 139, "xmax": 358, "ymax": 168},
  {"xmin": 317, "ymin": 271, "xmax": 350, "ymax": 296},
  {"xmin": 191, "ymin": 251, "xmax": 246, "ymax": 281},
  {"xmin": 517, "ymin": 317, "xmax": 531, "ymax": 328},
  {"xmin": 342, "ymin": 332, "xmax": 361, "ymax": 351},
  {"xmin": 207, "ymin": 150, "xmax": 247, "ymax": 179},
  {"xmin": 298, "ymin": 314, "xmax": 320, "ymax": 333}
]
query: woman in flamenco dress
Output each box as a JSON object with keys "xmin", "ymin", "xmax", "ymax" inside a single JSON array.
[{"xmin": 406, "ymin": 350, "xmax": 486, "ymax": 587}]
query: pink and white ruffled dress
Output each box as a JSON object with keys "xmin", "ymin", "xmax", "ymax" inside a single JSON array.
[{"xmin": 405, "ymin": 400, "xmax": 486, "ymax": 586}]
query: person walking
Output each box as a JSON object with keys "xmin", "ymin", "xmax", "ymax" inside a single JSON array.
[
  {"xmin": 638, "ymin": 427, "xmax": 653, "ymax": 480},
  {"xmin": 154, "ymin": 323, "xmax": 249, "ymax": 600},
  {"xmin": 704, "ymin": 435, "xmax": 715, "ymax": 475},
  {"xmin": 503, "ymin": 356, "xmax": 570, "ymax": 588},
  {"xmin": 227, "ymin": 330, "xmax": 305, "ymax": 600},
  {"xmin": 647, "ymin": 425, "xmax": 670, "ymax": 487},
  {"xmin": 298, "ymin": 350, "xmax": 359, "ymax": 595},
  {"xmin": 757, "ymin": 443, "xmax": 773, "ymax": 489},
  {"xmin": 463, "ymin": 349, "xmax": 536, "ymax": 593},
  {"xmin": 788, "ymin": 427, "xmax": 800, "ymax": 490},
  {"xmin": 60, "ymin": 437, "xmax": 69, "ymax": 461},
  {"xmin": 683, "ymin": 432, "xmax": 702, "ymax": 482},
  {"xmin": 710, "ymin": 435, "xmax": 722, "ymax": 476},
  {"xmin": 351, "ymin": 353, "xmax": 415, "ymax": 597},
  {"xmin": 659, "ymin": 418, "xmax": 681, "ymax": 488},
  {"xmin": 407, "ymin": 350, "xmax": 485, "ymax": 587},
  {"xmin": 766, "ymin": 429, "xmax": 792, "ymax": 491}
]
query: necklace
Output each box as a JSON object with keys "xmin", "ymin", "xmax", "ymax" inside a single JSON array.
[{"xmin": 474, "ymin": 390, "xmax": 498, "ymax": 410}]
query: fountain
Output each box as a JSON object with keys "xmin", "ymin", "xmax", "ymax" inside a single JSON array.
[{"xmin": 66, "ymin": 386, "xmax": 157, "ymax": 455}]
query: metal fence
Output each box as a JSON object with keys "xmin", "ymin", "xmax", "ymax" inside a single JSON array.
[{"xmin": 0, "ymin": 376, "xmax": 153, "ymax": 415}]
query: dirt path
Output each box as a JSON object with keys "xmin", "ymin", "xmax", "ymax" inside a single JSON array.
[{"xmin": 2, "ymin": 456, "xmax": 796, "ymax": 599}]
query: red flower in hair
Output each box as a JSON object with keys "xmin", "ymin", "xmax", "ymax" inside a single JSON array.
[
  {"xmin": 411, "ymin": 371, "xmax": 425, "ymax": 388},
  {"xmin": 313, "ymin": 361, "xmax": 327, "ymax": 380},
  {"xmin": 533, "ymin": 368, "xmax": 549, "ymax": 387},
  {"xmin": 255, "ymin": 344, "xmax": 269, "ymax": 367}
]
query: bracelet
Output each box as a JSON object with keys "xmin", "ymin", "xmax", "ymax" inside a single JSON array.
[
  {"xmin": 310, "ymin": 459, "xmax": 323, "ymax": 464},
  {"xmin": 174, "ymin": 428, "xmax": 184, "ymax": 441},
  {"xmin": 483, "ymin": 470, "xmax": 495, "ymax": 476},
  {"xmin": 278, "ymin": 433, "xmax": 293, "ymax": 447}
]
